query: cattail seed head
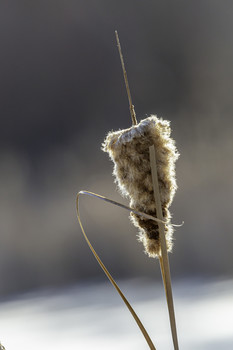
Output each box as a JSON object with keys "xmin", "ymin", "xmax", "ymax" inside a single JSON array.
[{"xmin": 102, "ymin": 115, "xmax": 179, "ymax": 257}]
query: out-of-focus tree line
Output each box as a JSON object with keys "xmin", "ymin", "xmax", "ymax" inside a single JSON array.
[{"xmin": 0, "ymin": 0, "xmax": 233, "ymax": 296}]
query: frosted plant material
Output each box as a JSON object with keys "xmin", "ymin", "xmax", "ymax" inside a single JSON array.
[{"xmin": 102, "ymin": 115, "xmax": 179, "ymax": 257}]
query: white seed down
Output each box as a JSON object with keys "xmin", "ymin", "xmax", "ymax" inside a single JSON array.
[{"xmin": 102, "ymin": 115, "xmax": 179, "ymax": 258}]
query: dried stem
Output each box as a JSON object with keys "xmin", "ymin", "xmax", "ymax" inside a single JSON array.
[
  {"xmin": 115, "ymin": 30, "xmax": 137, "ymax": 126},
  {"xmin": 76, "ymin": 191, "xmax": 156, "ymax": 349},
  {"xmin": 149, "ymin": 145, "xmax": 179, "ymax": 350}
]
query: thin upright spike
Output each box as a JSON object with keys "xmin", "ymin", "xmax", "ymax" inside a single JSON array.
[{"xmin": 115, "ymin": 30, "xmax": 137, "ymax": 126}]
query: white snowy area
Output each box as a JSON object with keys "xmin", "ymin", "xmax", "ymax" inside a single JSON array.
[{"xmin": 0, "ymin": 278, "xmax": 233, "ymax": 350}]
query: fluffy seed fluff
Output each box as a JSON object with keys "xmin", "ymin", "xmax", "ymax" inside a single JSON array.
[{"xmin": 102, "ymin": 115, "xmax": 179, "ymax": 258}]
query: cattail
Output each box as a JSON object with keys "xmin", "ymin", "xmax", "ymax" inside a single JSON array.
[
  {"xmin": 0, "ymin": 343, "xmax": 5, "ymax": 350},
  {"xmin": 76, "ymin": 32, "xmax": 180, "ymax": 350},
  {"xmin": 102, "ymin": 115, "xmax": 179, "ymax": 258}
]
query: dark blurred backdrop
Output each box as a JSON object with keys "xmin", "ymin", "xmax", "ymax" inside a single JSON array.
[{"xmin": 0, "ymin": 0, "xmax": 233, "ymax": 296}]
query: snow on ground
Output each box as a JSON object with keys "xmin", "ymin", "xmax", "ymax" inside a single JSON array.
[{"xmin": 0, "ymin": 278, "xmax": 233, "ymax": 350}]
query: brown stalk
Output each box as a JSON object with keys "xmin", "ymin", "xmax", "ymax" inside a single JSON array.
[{"xmin": 149, "ymin": 145, "xmax": 179, "ymax": 350}]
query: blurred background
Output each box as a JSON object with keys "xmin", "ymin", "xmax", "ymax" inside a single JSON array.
[
  {"xmin": 0, "ymin": 0, "xmax": 233, "ymax": 350},
  {"xmin": 0, "ymin": 0, "xmax": 233, "ymax": 297}
]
